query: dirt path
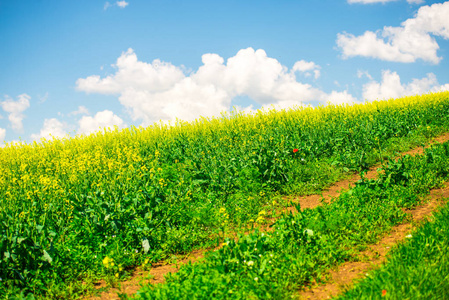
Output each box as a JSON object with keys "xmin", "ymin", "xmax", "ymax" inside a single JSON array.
[
  {"xmin": 87, "ymin": 132, "xmax": 449, "ymax": 300},
  {"xmin": 298, "ymin": 184, "xmax": 449, "ymax": 300},
  {"xmin": 288, "ymin": 132, "xmax": 449, "ymax": 212}
]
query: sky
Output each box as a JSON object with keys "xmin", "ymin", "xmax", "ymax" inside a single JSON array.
[{"xmin": 1, "ymin": 0, "xmax": 449, "ymax": 145}]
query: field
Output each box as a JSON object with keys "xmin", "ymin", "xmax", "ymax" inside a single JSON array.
[{"xmin": 1, "ymin": 92, "xmax": 449, "ymax": 299}]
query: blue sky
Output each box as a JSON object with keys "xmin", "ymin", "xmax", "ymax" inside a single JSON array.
[{"xmin": 1, "ymin": 0, "xmax": 449, "ymax": 145}]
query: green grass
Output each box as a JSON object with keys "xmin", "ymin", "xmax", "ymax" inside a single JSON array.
[
  {"xmin": 129, "ymin": 140, "xmax": 449, "ymax": 299},
  {"xmin": 338, "ymin": 199, "xmax": 449, "ymax": 300},
  {"xmin": 2, "ymin": 92, "xmax": 449, "ymax": 298}
]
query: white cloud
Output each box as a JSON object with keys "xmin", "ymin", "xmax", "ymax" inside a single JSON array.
[
  {"xmin": 77, "ymin": 48, "xmax": 185, "ymax": 95},
  {"xmin": 77, "ymin": 110, "xmax": 126, "ymax": 135},
  {"xmin": 0, "ymin": 128, "xmax": 5, "ymax": 142},
  {"xmin": 0, "ymin": 94, "xmax": 30, "ymax": 132},
  {"xmin": 292, "ymin": 60, "xmax": 321, "ymax": 79},
  {"xmin": 31, "ymin": 118, "xmax": 67, "ymax": 141},
  {"xmin": 337, "ymin": 2, "xmax": 449, "ymax": 64},
  {"xmin": 357, "ymin": 70, "xmax": 373, "ymax": 80},
  {"xmin": 116, "ymin": 1, "xmax": 129, "ymax": 8},
  {"xmin": 362, "ymin": 70, "xmax": 449, "ymax": 101},
  {"xmin": 69, "ymin": 105, "xmax": 90, "ymax": 117},
  {"xmin": 348, "ymin": 0, "xmax": 423, "ymax": 3},
  {"xmin": 104, "ymin": 1, "xmax": 128, "ymax": 10},
  {"xmin": 77, "ymin": 48, "xmax": 355, "ymax": 125},
  {"xmin": 323, "ymin": 90, "xmax": 358, "ymax": 105}
]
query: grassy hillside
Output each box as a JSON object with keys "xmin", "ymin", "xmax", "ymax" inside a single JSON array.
[
  {"xmin": 133, "ymin": 136, "xmax": 449, "ymax": 299},
  {"xmin": 1, "ymin": 92, "xmax": 449, "ymax": 298}
]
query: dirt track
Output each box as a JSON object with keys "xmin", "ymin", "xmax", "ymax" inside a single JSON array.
[{"xmin": 87, "ymin": 132, "xmax": 449, "ymax": 300}]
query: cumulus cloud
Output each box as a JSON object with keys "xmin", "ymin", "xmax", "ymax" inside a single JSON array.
[
  {"xmin": 0, "ymin": 128, "xmax": 5, "ymax": 142},
  {"xmin": 362, "ymin": 70, "xmax": 449, "ymax": 101},
  {"xmin": 77, "ymin": 49, "xmax": 185, "ymax": 95},
  {"xmin": 337, "ymin": 1, "xmax": 449, "ymax": 64},
  {"xmin": 77, "ymin": 48, "xmax": 356, "ymax": 125},
  {"xmin": 348, "ymin": 0, "xmax": 423, "ymax": 3},
  {"xmin": 0, "ymin": 94, "xmax": 31, "ymax": 132},
  {"xmin": 31, "ymin": 118, "xmax": 67, "ymax": 141},
  {"xmin": 292, "ymin": 60, "xmax": 321, "ymax": 79},
  {"xmin": 77, "ymin": 110, "xmax": 126, "ymax": 135},
  {"xmin": 324, "ymin": 90, "xmax": 358, "ymax": 105}
]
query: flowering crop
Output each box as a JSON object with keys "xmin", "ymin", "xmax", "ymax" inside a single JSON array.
[
  {"xmin": 1, "ymin": 92, "xmax": 449, "ymax": 297},
  {"xmin": 134, "ymin": 141, "xmax": 449, "ymax": 299}
]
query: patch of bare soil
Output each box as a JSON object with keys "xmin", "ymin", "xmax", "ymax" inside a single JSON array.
[
  {"xmin": 86, "ymin": 132, "xmax": 449, "ymax": 300},
  {"xmin": 87, "ymin": 250, "xmax": 206, "ymax": 300},
  {"xmin": 298, "ymin": 184, "xmax": 449, "ymax": 300},
  {"xmin": 287, "ymin": 132, "xmax": 449, "ymax": 214}
]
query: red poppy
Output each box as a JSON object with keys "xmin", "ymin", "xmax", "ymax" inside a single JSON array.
[
  {"xmin": 382, "ymin": 289, "xmax": 387, "ymax": 297},
  {"xmin": 293, "ymin": 148, "xmax": 299, "ymax": 153}
]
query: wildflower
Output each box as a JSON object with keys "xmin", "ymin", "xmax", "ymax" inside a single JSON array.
[
  {"xmin": 247, "ymin": 261, "xmax": 254, "ymax": 266},
  {"xmin": 382, "ymin": 289, "xmax": 387, "ymax": 297},
  {"xmin": 254, "ymin": 277, "xmax": 258, "ymax": 281},
  {"xmin": 293, "ymin": 148, "xmax": 299, "ymax": 153},
  {"xmin": 115, "ymin": 273, "xmax": 119, "ymax": 278},
  {"xmin": 103, "ymin": 256, "xmax": 112, "ymax": 268}
]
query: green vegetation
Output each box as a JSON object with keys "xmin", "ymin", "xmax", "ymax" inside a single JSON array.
[
  {"xmin": 339, "ymin": 205, "xmax": 449, "ymax": 299},
  {"xmin": 1, "ymin": 92, "xmax": 449, "ymax": 298},
  {"xmin": 131, "ymin": 139, "xmax": 449, "ymax": 299}
]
